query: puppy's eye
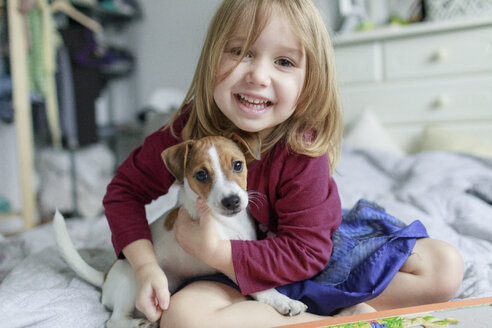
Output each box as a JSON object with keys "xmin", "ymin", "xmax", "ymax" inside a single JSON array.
[
  {"xmin": 232, "ymin": 161, "xmax": 243, "ymax": 173},
  {"xmin": 194, "ymin": 169, "xmax": 209, "ymax": 183}
]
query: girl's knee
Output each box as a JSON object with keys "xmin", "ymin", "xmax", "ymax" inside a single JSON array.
[
  {"xmin": 420, "ymin": 239, "xmax": 464, "ymax": 301},
  {"xmin": 435, "ymin": 241, "xmax": 464, "ymax": 299}
]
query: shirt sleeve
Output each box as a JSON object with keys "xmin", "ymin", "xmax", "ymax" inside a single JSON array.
[
  {"xmin": 231, "ymin": 152, "xmax": 342, "ymax": 295},
  {"xmin": 103, "ymin": 125, "xmax": 180, "ymax": 257}
]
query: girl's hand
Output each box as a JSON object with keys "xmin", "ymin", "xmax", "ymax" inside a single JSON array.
[
  {"xmin": 134, "ymin": 262, "xmax": 170, "ymax": 323},
  {"xmin": 173, "ymin": 198, "xmax": 222, "ymax": 267}
]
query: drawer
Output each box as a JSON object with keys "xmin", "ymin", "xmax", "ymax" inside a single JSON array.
[
  {"xmin": 384, "ymin": 26, "xmax": 492, "ymax": 80},
  {"xmin": 340, "ymin": 75, "xmax": 492, "ymax": 125},
  {"xmin": 334, "ymin": 42, "xmax": 382, "ymax": 84}
]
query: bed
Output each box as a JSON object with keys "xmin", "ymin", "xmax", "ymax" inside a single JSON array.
[{"xmin": 0, "ymin": 135, "xmax": 492, "ymax": 327}]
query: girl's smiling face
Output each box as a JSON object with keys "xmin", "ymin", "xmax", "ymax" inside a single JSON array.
[{"xmin": 213, "ymin": 12, "xmax": 306, "ymax": 139}]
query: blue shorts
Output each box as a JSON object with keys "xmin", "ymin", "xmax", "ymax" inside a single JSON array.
[{"xmin": 182, "ymin": 199, "xmax": 429, "ymax": 315}]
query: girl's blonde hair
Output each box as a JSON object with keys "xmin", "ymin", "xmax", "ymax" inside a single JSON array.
[{"xmin": 168, "ymin": 0, "xmax": 343, "ymax": 173}]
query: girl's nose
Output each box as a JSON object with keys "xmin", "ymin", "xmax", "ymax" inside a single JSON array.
[{"xmin": 245, "ymin": 60, "xmax": 271, "ymax": 87}]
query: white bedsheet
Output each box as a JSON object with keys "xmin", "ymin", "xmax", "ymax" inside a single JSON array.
[
  {"xmin": 0, "ymin": 147, "xmax": 491, "ymax": 327},
  {"xmin": 0, "ymin": 219, "xmax": 114, "ymax": 328}
]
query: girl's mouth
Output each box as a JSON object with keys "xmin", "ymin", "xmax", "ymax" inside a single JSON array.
[{"xmin": 235, "ymin": 93, "xmax": 273, "ymax": 110}]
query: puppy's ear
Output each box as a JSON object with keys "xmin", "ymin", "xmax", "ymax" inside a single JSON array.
[
  {"xmin": 227, "ymin": 131, "xmax": 262, "ymax": 162},
  {"xmin": 161, "ymin": 140, "xmax": 194, "ymax": 183}
]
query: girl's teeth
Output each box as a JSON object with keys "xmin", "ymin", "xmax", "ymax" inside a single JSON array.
[{"xmin": 238, "ymin": 94, "xmax": 269, "ymax": 106}]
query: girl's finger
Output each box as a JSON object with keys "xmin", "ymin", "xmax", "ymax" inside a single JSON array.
[
  {"xmin": 196, "ymin": 197, "xmax": 211, "ymax": 219},
  {"xmin": 155, "ymin": 286, "xmax": 170, "ymax": 311},
  {"xmin": 196, "ymin": 197, "xmax": 206, "ymax": 210},
  {"xmin": 137, "ymin": 285, "xmax": 160, "ymax": 322}
]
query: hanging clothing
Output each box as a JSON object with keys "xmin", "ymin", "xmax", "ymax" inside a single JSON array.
[
  {"xmin": 60, "ymin": 24, "xmax": 104, "ymax": 146},
  {"xmin": 40, "ymin": 0, "xmax": 62, "ymax": 148},
  {"xmin": 56, "ymin": 45, "xmax": 78, "ymax": 148},
  {"xmin": 25, "ymin": 0, "xmax": 62, "ymax": 148},
  {"xmin": 26, "ymin": 7, "xmax": 45, "ymax": 95}
]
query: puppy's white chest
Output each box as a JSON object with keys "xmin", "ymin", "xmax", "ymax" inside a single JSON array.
[{"xmin": 214, "ymin": 211, "xmax": 257, "ymax": 241}]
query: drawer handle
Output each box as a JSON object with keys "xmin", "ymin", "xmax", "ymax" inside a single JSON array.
[
  {"xmin": 433, "ymin": 95, "xmax": 451, "ymax": 108},
  {"xmin": 431, "ymin": 48, "xmax": 449, "ymax": 62}
]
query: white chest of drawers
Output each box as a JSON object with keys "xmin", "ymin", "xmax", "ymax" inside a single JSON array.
[{"xmin": 333, "ymin": 17, "xmax": 492, "ymax": 152}]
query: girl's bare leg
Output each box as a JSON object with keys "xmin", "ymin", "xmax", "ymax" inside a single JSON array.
[
  {"xmin": 160, "ymin": 281, "xmax": 325, "ymax": 328},
  {"xmin": 367, "ymin": 238, "xmax": 464, "ymax": 310}
]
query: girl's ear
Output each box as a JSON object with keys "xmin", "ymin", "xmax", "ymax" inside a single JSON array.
[
  {"xmin": 161, "ymin": 140, "xmax": 194, "ymax": 183},
  {"xmin": 227, "ymin": 131, "xmax": 262, "ymax": 162}
]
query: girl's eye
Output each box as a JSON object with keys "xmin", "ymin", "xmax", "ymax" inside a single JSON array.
[
  {"xmin": 231, "ymin": 48, "xmax": 252, "ymax": 58},
  {"xmin": 232, "ymin": 48, "xmax": 242, "ymax": 56},
  {"xmin": 232, "ymin": 161, "xmax": 243, "ymax": 173},
  {"xmin": 194, "ymin": 169, "xmax": 209, "ymax": 183},
  {"xmin": 276, "ymin": 58, "xmax": 294, "ymax": 67}
]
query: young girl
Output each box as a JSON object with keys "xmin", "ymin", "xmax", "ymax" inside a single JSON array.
[{"xmin": 103, "ymin": 0, "xmax": 464, "ymax": 327}]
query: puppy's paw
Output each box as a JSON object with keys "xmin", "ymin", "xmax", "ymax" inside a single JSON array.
[
  {"xmin": 137, "ymin": 319, "xmax": 159, "ymax": 328},
  {"xmin": 275, "ymin": 298, "xmax": 308, "ymax": 316},
  {"xmin": 107, "ymin": 317, "xmax": 159, "ymax": 328},
  {"xmin": 250, "ymin": 288, "xmax": 308, "ymax": 316}
]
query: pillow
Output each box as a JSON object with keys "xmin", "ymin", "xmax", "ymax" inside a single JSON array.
[
  {"xmin": 420, "ymin": 125, "xmax": 492, "ymax": 160},
  {"xmin": 344, "ymin": 108, "xmax": 406, "ymax": 156}
]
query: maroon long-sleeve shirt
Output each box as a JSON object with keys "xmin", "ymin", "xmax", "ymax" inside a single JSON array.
[{"xmin": 103, "ymin": 113, "xmax": 342, "ymax": 295}]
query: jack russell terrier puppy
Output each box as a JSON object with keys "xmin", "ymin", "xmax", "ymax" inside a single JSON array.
[{"xmin": 53, "ymin": 134, "xmax": 308, "ymax": 328}]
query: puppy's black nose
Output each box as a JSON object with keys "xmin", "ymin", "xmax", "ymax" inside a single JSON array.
[{"xmin": 222, "ymin": 195, "xmax": 241, "ymax": 211}]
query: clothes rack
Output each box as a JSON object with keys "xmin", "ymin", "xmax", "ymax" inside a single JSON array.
[
  {"xmin": 51, "ymin": 0, "xmax": 102, "ymax": 33},
  {"xmin": 7, "ymin": 0, "xmax": 37, "ymax": 229},
  {"xmin": 6, "ymin": 0, "xmax": 111, "ymax": 228},
  {"xmin": 6, "ymin": 0, "xmax": 138, "ymax": 229}
]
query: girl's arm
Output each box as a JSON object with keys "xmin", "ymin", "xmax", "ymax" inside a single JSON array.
[
  {"xmin": 231, "ymin": 151, "xmax": 342, "ymax": 295},
  {"xmin": 173, "ymin": 199, "xmax": 237, "ymax": 283},
  {"xmin": 122, "ymin": 239, "xmax": 170, "ymax": 322},
  {"xmin": 103, "ymin": 134, "xmax": 174, "ymax": 323},
  {"xmin": 103, "ymin": 111, "xmax": 190, "ymax": 323},
  {"xmin": 103, "ymin": 125, "xmax": 181, "ymax": 257},
  {"xmin": 104, "ymin": 110, "xmax": 188, "ymax": 258}
]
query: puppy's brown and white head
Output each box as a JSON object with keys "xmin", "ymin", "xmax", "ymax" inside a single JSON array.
[{"xmin": 162, "ymin": 134, "xmax": 261, "ymax": 218}]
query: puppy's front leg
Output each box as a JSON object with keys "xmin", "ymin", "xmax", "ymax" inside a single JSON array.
[{"xmin": 250, "ymin": 288, "xmax": 308, "ymax": 316}]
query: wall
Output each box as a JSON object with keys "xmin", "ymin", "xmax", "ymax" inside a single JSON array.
[
  {"xmin": 315, "ymin": 0, "xmax": 342, "ymax": 33},
  {"xmin": 132, "ymin": 0, "xmax": 223, "ymax": 108}
]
